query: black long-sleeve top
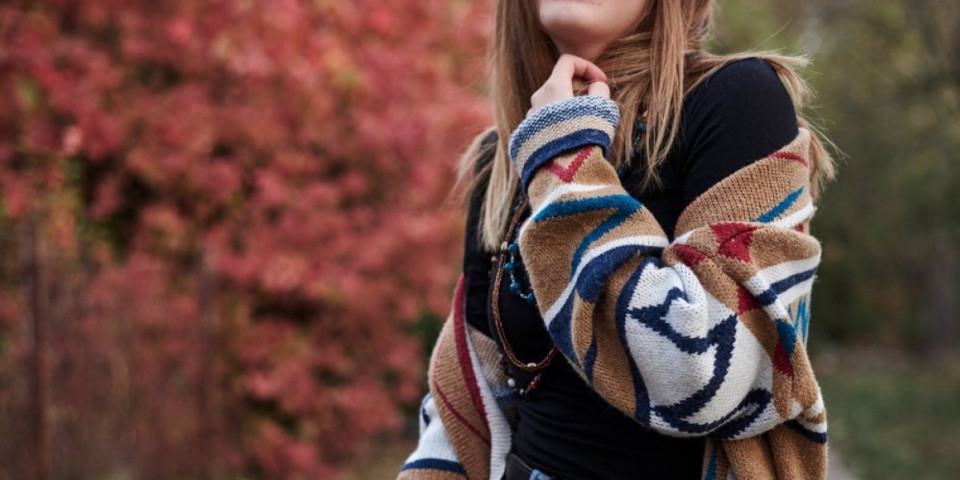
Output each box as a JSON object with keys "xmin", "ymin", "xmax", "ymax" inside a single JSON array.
[{"xmin": 461, "ymin": 58, "xmax": 799, "ymax": 480}]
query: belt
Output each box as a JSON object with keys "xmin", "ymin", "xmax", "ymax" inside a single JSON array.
[{"xmin": 505, "ymin": 452, "xmax": 557, "ymax": 480}]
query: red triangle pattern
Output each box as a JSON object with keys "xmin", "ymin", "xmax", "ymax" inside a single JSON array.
[
  {"xmin": 711, "ymin": 223, "xmax": 756, "ymax": 263},
  {"xmin": 737, "ymin": 285, "xmax": 761, "ymax": 313},
  {"xmin": 773, "ymin": 342, "xmax": 794, "ymax": 377},
  {"xmin": 673, "ymin": 244, "xmax": 708, "ymax": 268},
  {"xmin": 545, "ymin": 146, "xmax": 594, "ymax": 183},
  {"xmin": 770, "ymin": 150, "xmax": 808, "ymax": 167}
]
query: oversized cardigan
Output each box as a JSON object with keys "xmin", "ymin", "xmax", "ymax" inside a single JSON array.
[{"xmin": 399, "ymin": 96, "xmax": 828, "ymax": 480}]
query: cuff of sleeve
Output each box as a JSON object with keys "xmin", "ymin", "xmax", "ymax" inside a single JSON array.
[{"xmin": 508, "ymin": 95, "xmax": 620, "ymax": 191}]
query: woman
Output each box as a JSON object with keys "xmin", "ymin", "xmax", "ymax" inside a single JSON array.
[{"xmin": 401, "ymin": 1, "xmax": 835, "ymax": 479}]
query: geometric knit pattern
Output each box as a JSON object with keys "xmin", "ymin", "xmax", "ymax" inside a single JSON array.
[
  {"xmin": 400, "ymin": 95, "xmax": 828, "ymax": 480},
  {"xmin": 399, "ymin": 276, "xmax": 514, "ymax": 480},
  {"xmin": 398, "ymin": 391, "xmax": 468, "ymax": 479}
]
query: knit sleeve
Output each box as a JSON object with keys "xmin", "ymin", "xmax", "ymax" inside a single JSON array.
[
  {"xmin": 507, "ymin": 95, "xmax": 827, "ymax": 449},
  {"xmin": 399, "ymin": 275, "xmax": 517, "ymax": 480}
]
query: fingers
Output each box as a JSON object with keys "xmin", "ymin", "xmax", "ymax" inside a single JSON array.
[
  {"xmin": 550, "ymin": 54, "xmax": 609, "ymax": 98},
  {"xmin": 528, "ymin": 54, "xmax": 611, "ymax": 115},
  {"xmin": 587, "ymin": 81, "xmax": 610, "ymax": 98},
  {"xmin": 552, "ymin": 54, "xmax": 607, "ymax": 85}
]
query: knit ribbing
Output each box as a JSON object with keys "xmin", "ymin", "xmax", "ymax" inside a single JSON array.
[{"xmin": 508, "ymin": 95, "xmax": 620, "ymax": 192}]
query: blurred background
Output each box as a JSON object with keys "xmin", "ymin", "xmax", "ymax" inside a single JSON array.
[{"xmin": 0, "ymin": 0, "xmax": 956, "ymax": 479}]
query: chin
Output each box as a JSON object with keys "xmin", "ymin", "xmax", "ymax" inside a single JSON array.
[
  {"xmin": 539, "ymin": 1, "xmax": 607, "ymax": 40},
  {"xmin": 538, "ymin": 0, "xmax": 643, "ymax": 55}
]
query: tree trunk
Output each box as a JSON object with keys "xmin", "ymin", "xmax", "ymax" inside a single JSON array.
[{"xmin": 21, "ymin": 217, "xmax": 50, "ymax": 480}]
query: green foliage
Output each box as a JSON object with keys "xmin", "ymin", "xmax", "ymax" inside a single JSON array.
[
  {"xmin": 817, "ymin": 357, "xmax": 960, "ymax": 479},
  {"xmin": 712, "ymin": 0, "xmax": 960, "ymax": 353}
]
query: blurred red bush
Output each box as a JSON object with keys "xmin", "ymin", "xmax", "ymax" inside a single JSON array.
[{"xmin": 0, "ymin": 0, "xmax": 490, "ymax": 478}]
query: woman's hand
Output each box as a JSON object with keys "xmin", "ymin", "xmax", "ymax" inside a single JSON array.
[{"xmin": 528, "ymin": 54, "xmax": 610, "ymax": 116}]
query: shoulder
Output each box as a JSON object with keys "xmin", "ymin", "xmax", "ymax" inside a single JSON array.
[
  {"xmin": 681, "ymin": 56, "xmax": 799, "ymax": 157},
  {"xmin": 686, "ymin": 57, "xmax": 798, "ymax": 131},
  {"xmin": 677, "ymin": 57, "xmax": 801, "ymax": 199},
  {"xmin": 695, "ymin": 56, "xmax": 791, "ymax": 96},
  {"xmin": 688, "ymin": 57, "xmax": 796, "ymax": 113}
]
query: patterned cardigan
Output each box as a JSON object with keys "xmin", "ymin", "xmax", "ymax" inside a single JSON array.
[{"xmin": 398, "ymin": 96, "xmax": 828, "ymax": 480}]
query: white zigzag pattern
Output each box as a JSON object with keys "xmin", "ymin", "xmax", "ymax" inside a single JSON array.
[
  {"xmin": 623, "ymin": 261, "xmax": 779, "ymax": 437},
  {"xmin": 547, "ymin": 240, "xmax": 819, "ymax": 438},
  {"xmin": 516, "ymin": 162, "xmax": 822, "ymax": 439}
]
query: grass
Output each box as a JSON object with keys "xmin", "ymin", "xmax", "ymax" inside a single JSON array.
[{"xmin": 816, "ymin": 353, "xmax": 960, "ymax": 480}]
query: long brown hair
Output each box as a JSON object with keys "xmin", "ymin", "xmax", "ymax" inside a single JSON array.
[{"xmin": 455, "ymin": 0, "xmax": 836, "ymax": 253}]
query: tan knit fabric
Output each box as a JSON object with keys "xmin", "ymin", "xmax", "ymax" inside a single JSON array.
[{"xmin": 401, "ymin": 96, "xmax": 828, "ymax": 480}]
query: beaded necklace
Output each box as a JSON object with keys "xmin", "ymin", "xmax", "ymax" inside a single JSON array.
[
  {"xmin": 492, "ymin": 192, "xmax": 555, "ymax": 398},
  {"xmin": 495, "ymin": 118, "xmax": 646, "ymax": 398},
  {"xmin": 503, "ymin": 195, "xmax": 536, "ymax": 305}
]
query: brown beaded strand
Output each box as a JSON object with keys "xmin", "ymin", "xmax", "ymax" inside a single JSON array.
[
  {"xmin": 492, "ymin": 191, "xmax": 557, "ymax": 397},
  {"xmin": 492, "ymin": 119, "xmax": 646, "ymax": 397}
]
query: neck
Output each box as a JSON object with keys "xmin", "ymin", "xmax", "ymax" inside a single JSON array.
[{"xmin": 552, "ymin": 38, "xmax": 606, "ymax": 63}]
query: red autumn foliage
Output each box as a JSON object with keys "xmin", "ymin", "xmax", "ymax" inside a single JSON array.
[{"xmin": 0, "ymin": 0, "xmax": 491, "ymax": 478}]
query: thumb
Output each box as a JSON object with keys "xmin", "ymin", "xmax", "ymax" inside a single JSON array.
[{"xmin": 587, "ymin": 81, "xmax": 611, "ymax": 98}]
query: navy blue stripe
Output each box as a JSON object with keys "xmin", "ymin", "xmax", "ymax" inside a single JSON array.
[
  {"xmin": 755, "ymin": 288, "xmax": 778, "ymax": 306},
  {"xmin": 400, "ymin": 458, "xmax": 466, "ymax": 474},
  {"xmin": 509, "ymin": 96, "xmax": 619, "ymax": 157},
  {"xmin": 420, "ymin": 394, "xmax": 431, "ymax": 428},
  {"xmin": 547, "ymin": 297, "xmax": 581, "ymax": 370},
  {"xmin": 757, "ymin": 266, "xmax": 818, "ymax": 306},
  {"xmin": 711, "ymin": 388, "xmax": 774, "ymax": 439},
  {"xmin": 519, "ymin": 129, "xmax": 612, "ymax": 191},
  {"xmin": 784, "ymin": 419, "xmax": 828, "ymax": 444},
  {"xmin": 616, "ymin": 257, "xmax": 657, "ymax": 425},
  {"xmin": 770, "ymin": 267, "xmax": 818, "ymax": 294},
  {"xmin": 533, "ymin": 194, "xmax": 637, "ymax": 222},
  {"xmin": 617, "ymin": 260, "xmax": 762, "ymax": 434},
  {"xmin": 569, "ymin": 198, "xmax": 643, "ymax": 278},
  {"xmin": 646, "ymin": 312, "xmax": 740, "ymax": 432},
  {"xmin": 627, "ymin": 287, "xmax": 720, "ymax": 354},
  {"xmin": 574, "ymin": 244, "xmax": 646, "ymax": 303}
]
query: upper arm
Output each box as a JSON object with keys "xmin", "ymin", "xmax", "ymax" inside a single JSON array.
[
  {"xmin": 462, "ymin": 188, "xmax": 493, "ymax": 337},
  {"xmin": 461, "ymin": 132, "xmax": 497, "ymax": 337},
  {"xmin": 507, "ymin": 93, "xmax": 823, "ymax": 439},
  {"xmin": 681, "ymin": 58, "xmax": 800, "ymax": 201}
]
